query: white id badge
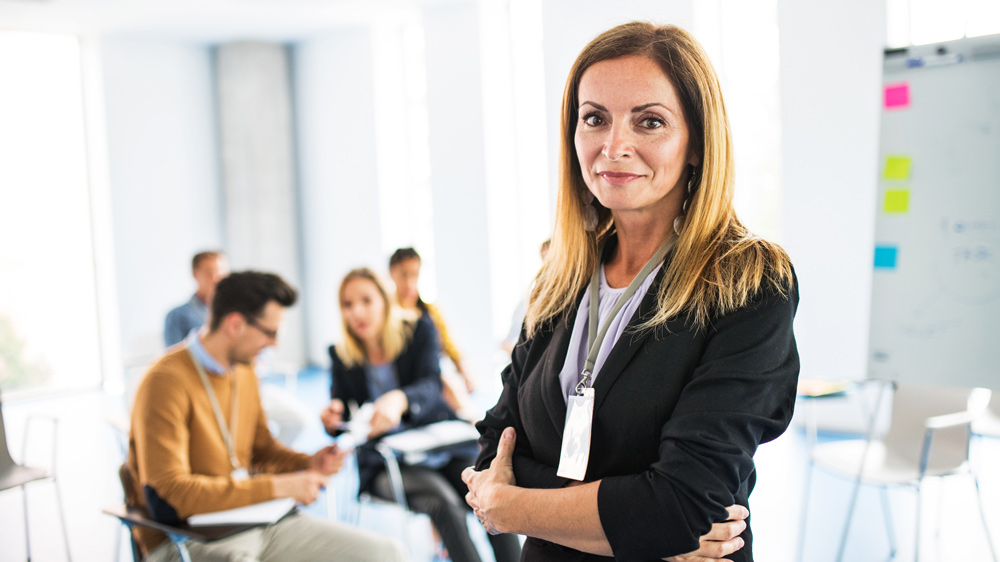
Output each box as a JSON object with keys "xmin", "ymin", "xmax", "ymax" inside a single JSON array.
[
  {"xmin": 556, "ymin": 388, "xmax": 595, "ymax": 481},
  {"xmin": 231, "ymin": 467, "xmax": 249, "ymax": 481}
]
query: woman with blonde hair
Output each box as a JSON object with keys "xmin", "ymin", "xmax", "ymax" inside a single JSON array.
[
  {"xmin": 463, "ymin": 22, "xmax": 798, "ymax": 562},
  {"xmin": 321, "ymin": 268, "xmax": 520, "ymax": 562}
]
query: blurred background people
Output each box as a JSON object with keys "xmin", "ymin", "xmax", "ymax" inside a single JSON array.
[
  {"xmin": 164, "ymin": 250, "xmax": 229, "ymax": 347},
  {"xmin": 322, "ymin": 267, "xmax": 520, "ymax": 562},
  {"xmin": 163, "ymin": 250, "xmax": 311, "ymax": 447},
  {"xmin": 389, "ymin": 247, "xmax": 476, "ymax": 418}
]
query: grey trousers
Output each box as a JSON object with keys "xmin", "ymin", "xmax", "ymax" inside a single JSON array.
[{"xmin": 144, "ymin": 513, "xmax": 408, "ymax": 562}]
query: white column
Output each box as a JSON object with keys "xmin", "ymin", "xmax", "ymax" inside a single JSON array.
[
  {"xmin": 294, "ymin": 30, "xmax": 382, "ymax": 365},
  {"xmin": 216, "ymin": 42, "xmax": 305, "ymax": 364},
  {"xmin": 777, "ymin": 0, "xmax": 886, "ymax": 380},
  {"xmin": 422, "ymin": 2, "xmax": 496, "ymax": 374}
]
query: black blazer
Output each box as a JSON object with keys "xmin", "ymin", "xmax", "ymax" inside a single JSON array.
[
  {"xmin": 475, "ymin": 265, "xmax": 799, "ymax": 562},
  {"xmin": 329, "ymin": 315, "xmax": 457, "ymax": 493}
]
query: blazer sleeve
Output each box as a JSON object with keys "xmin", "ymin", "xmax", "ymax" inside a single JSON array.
[
  {"xmin": 397, "ymin": 315, "xmax": 447, "ymax": 424},
  {"xmin": 597, "ymin": 277, "xmax": 800, "ymax": 561},
  {"xmin": 475, "ymin": 326, "xmax": 570, "ymax": 490}
]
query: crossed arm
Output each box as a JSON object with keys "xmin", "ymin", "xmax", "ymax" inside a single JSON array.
[{"xmin": 462, "ymin": 427, "xmax": 748, "ymax": 562}]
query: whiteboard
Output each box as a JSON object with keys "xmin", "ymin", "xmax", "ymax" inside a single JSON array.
[{"xmin": 868, "ymin": 35, "xmax": 1000, "ymax": 390}]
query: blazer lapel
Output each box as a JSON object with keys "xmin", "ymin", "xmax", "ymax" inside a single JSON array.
[
  {"xmin": 539, "ymin": 299, "xmax": 580, "ymax": 437},
  {"xmin": 591, "ymin": 267, "xmax": 665, "ymax": 413}
]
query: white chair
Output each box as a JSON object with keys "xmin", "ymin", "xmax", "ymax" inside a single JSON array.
[
  {"xmin": 0, "ymin": 400, "xmax": 71, "ymax": 561},
  {"xmin": 803, "ymin": 382, "xmax": 996, "ymax": 562},
  {"xmin": 973, "ymin": 393, "xmax": 1000, "ymax": 439}
]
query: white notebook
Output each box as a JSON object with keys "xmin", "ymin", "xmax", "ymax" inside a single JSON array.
[
  {"xmin": 187, "ymin": 497, "xmax": 296, "ymax": 527},
  {"xmin": 379, "ymin": 420, "xmax": 480, "ymax": 454}
]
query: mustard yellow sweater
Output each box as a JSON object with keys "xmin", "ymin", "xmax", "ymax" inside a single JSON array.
[{"xmin": 126, "ymin": 347, "xmax": 310, "ymax": 553}]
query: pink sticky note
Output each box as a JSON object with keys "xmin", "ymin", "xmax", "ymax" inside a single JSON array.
[{"xmin": 884, "ymin": 83, "xmax": 910, "ymax": 109}]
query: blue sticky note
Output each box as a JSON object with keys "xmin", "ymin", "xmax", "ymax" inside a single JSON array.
[{"xmin": 874, "ymin": 246, "xmax": 898, "ymax": 269}]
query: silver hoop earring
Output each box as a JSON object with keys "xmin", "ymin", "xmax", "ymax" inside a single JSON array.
[{"xmin": 674, "ymin": 166, "xmax": 698, "ymax": 235}]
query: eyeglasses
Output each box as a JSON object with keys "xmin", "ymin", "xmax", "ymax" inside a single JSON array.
[{"xmin": 244, "ymin": 315, "xmax": 279, "ymax": 340}]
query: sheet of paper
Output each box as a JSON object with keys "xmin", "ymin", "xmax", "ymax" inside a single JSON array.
[
  {"xmin": 874, "ymin": 246, "xmax": 898, "ymax": 269},
  {"xmin": 379, "ymin": 420, "xmax": 480, "ymax": 454},
  {"xmin": 883, "ymin": 156, "xmax": 912, "ymax": 180},
  {"xmin": 883, "ymin": 189, "xmax": 910, "ymax": 213},
  {"xmin": 187, "ymin": 497, "xmax": 295, "ymax": 526},
  {"xmin": 884, "ymin": 82, "xmax": 910, "ymax": 109}
]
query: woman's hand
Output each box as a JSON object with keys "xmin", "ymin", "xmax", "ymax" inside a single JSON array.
[
  {"xmin": 664, "ymin": 504, "xmax": 748, "ymax": 562},
  {"xmin": 369, "ymin": 389, "xmax": 408, "ymax": 437},
  {"xmin": 462, "ymin": 426, "xmax": 517, "ymax": 535},
  {"xmin": 320, "ymin": 399, "xmax": 345, "ymax": 434}
]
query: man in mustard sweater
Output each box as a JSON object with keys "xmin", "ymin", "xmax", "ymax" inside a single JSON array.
[{"xmin": 128, "ymin": 271, "xmax": 407, "ymax": 562}]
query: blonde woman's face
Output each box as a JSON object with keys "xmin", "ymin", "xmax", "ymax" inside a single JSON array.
[
  {"xmin": 574, "ymin": 55, "xmax": 698, "ymax": 221},
  {"xmin": 340, "ymin": 278, "xmax": 386, "ymax": 344}
]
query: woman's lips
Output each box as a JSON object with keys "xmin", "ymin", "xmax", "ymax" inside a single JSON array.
[{"xmin": 598, "ymin": 171, "xmax": 641, "ymax": 186}]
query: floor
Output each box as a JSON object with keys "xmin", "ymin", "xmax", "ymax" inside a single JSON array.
[{"xmin": 1, "ymin": 367, "xmax": 998, "ymax": 562}]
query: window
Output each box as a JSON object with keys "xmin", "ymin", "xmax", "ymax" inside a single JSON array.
[
  {"xmin": 888, "ymin": 0, "xmax": 1000, "ymax": 47},
  {"xmin": 0, "ymin": 31, "xmax": 103, "ymax": 396}
]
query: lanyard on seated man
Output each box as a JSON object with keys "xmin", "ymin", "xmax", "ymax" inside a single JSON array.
[
  {"xmin": 556, "ymin": 234, "xmax": 676, "ymax": 481},
  {"xmin": 187, "ymin": 347, "xmax": 247, "ymax": 480}
]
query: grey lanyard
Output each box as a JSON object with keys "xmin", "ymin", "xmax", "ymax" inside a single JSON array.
[
  {"xmin": 187, "ymin": 347, "xmax": 241, "ymax": 470},
  {"xmin": 575, "ymin": 235, "xmax": 676, "ymax": 396}
]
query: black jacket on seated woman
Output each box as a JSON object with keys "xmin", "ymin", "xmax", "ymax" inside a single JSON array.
[{"xmin": 327, "ymin": 314, "xmax": 459, "ymax": 493}]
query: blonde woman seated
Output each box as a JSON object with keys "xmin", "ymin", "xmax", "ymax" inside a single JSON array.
[{"xmin": 321, "ymin": 268, "xmax": 521, "ymax": 562}]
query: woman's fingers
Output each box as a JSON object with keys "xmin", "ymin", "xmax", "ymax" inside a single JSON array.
[
  {"xmin": 702, "ymin": 518, "xmax": 746, "ymax": 541},
  {"xmin": 724, "ymin": 504, "xmax": 749, "ymax": 522}
]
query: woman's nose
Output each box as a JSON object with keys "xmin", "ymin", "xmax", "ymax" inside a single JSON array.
[{"xmin": 602, "ymin": 123, "xmax": 632, "ymax": 160}]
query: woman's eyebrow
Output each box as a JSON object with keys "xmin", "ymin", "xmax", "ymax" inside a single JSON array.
[
  {"xmin": 579, "ymin": 101, "xmax": 606, "ymax": 111},
  {"xmin": 632, "ymin": 102, "xmax": 675, "ymax": 115}
]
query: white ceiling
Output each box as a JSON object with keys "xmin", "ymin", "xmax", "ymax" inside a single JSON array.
[{"xmin": 0, "ymin": 0, "xmax": 449, "ymax": 42}]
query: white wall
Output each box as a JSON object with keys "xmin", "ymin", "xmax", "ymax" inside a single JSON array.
[
  {"xmin": 101, "ymin": 38, "xmax": 224, "ymax": 362},
  {"xmin": 778, "ymin": 0, "xmax": 887, "ymax": 381},
  {"xmin": 294, "ymin": 29, "xmax": 382, "ymax": 365},
  {"xmin": 422, "ymin": 2, "xmax": 496, "ymax": 374}
]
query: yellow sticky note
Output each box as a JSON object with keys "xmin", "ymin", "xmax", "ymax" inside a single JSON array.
[
  {"xmin": 884, "ymin": 189, "xmax": 910, "ymax": 213},
  {"xmin": 883, "ymin": 156, "xmax": 911, "ymax": 180}
]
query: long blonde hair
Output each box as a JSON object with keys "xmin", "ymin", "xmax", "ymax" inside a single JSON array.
[
  {"xmin": 335, "ymin": 268, "xmax": 409, "ymax": 368},
  {"xmin": 526, "ymin": 22, "xmax": 793, "ymax": 337}
]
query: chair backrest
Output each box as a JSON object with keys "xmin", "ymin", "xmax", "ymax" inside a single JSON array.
[
  {"xmin": 119, "ymin": 462, "xmax": 141, "ymax": 507},
  {"xmin": 0, "ymin": 395, "xmax": 18, "ymax": 469},
  {"xmin": 990, "ymin": 394, "xmax": 1000, "ymax": 417},
  {"xmin": 883, "ymin": 383, "xmax": 973, "ymax": 472}
]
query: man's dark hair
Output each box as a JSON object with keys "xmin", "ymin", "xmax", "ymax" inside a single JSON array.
[
  {"xmin": 209, "ymin": 271, "xmax": 297, "ymax": 332},
  {"xmin": 389, "ymin": 247, "xmax": 421, "ymax": 269},
  {"xmin": 192, "ymin": 250, "xmax": 225, "ymax": 272}
]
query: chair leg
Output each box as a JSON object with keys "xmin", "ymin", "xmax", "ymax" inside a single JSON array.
[
  {"xmin": 914, "ymin": 479, "xmax": 924, "ymax": 562},
  {"xmin": 167, "ymin": 533, "xmax": 193, "ymax": 562},
  {"xmin": 878, "ymin": 486, "xmax": 896, "ymax": 557},
  {"xmin": 795, "ymin": 460, "xmax": 814, "ymax": 561},
  {"xmin": 836, "ymin": 476, "xmax": 863, "ymax": 562},
  {"xmin": 23, "ymin": 484, "xmax": 32, "ymax": 562},
  {"xmin": 52, "ymin": 477, "xmax": 72, "ymax": 561},
  {"xmin": 973, "ymin": 473, "xmax": 998, "ymax": 562}
]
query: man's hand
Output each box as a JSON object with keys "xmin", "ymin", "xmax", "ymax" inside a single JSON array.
[
  {"xmin": 310, "ymin": 444, "xmax": 348, "ymax": 476},
  {"xmin": 664, "ymin": 504, "xmax": 749, "ymax": 562},
  {"xmin": 272, "ymin": 470, "xmax": 329, "ymax": 505},
  {"xmin": 320, "ymin": 399, "xmax": 345, "ymax": 434},
  {"xmin": 462, "ymin": 426, "xmax": 517, "ymax": 535},
  {"xmin": 369, "ymin": 390, "xmax": 408, "ymax": 437}
]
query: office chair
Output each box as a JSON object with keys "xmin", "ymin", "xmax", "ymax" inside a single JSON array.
[
  {"xmin": 803, "ymin": 382, "xmax": 996, "ymax": 562},
  {"xmin": 973, "ymin": 393, "xmax": 1000, "ymax": 439},
  {"xmin": 0, "ymin": 396, "xmax": 71, "ymax": 561}
]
